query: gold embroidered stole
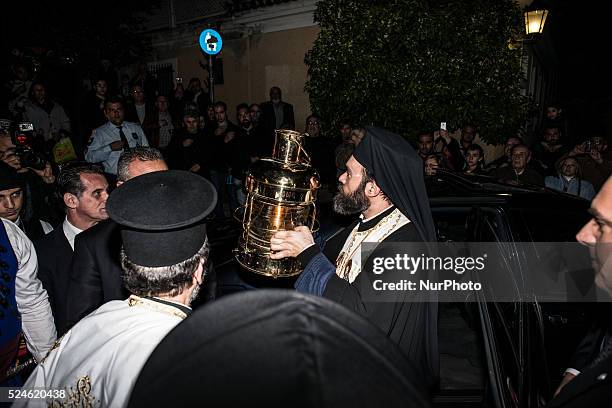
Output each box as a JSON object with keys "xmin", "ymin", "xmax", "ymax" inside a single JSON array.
[{"xmin": 335, "ymin": 208, "xmax": 410, "ymax": 283}]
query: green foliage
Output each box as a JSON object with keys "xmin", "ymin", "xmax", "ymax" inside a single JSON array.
[{"xmin": 305, "ymin": 0, "xmax": 529, "ymax": 143}]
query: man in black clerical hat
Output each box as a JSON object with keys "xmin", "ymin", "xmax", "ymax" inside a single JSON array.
[
  {"xmin": 128, "ymin": 290, "xmax": 432, "ymax": 408},
  {"xmin": 16, "ymin": 170, "xmax": 217, "ymax": 408},
  {"xmin": 270, "ymin": 126, "xmax": 439, "ymax": 387}
]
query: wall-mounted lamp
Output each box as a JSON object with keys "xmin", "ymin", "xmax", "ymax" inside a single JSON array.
[{"xmin": 524, "ymin": 5, "xmax": 548, "ymax": 35}]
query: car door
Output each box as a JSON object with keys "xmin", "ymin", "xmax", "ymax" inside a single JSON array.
[{"xmin": 433, "ymin": 205, "xmax": 517, "ymax": 408}]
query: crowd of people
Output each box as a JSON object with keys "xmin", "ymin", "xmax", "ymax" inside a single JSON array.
[
  {"xmin": 2, "ymin": 59, "xmax": 348, "ymax": 221},
  {"xmin": 4, "ymin": 59, "xmax": 608, "ymax": 220},
  {"xmin": 1, "ymin": 58, "xmax": 612, "ymax": 407},
  {"xmin": 416, "ymin": 104, "xmax": 611, "ymax": 201}
]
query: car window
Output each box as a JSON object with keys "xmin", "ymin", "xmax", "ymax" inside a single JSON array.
[
  {"xmin": 432, "ymin": 206, "xmax": 519, "ymax": 381},
  {"xmin": 433, "ymin": 207, "xmax": 476, "ymax": 242},
  {"xmin": 479, "ymin": 210, "xmax": 524, "ymax": 406},
  {"xmin": 512, "ymin": 208, "xmax": 590, "ymax": 242},
  {"xmin": 513, "ymin": 207, "xmax": 594, "ymax": 400},
  {"xmin": 432, "ymin": 207, "xmax": 488, "ymax": 404},
  {"xmin": 432, "ymin": 205, "xmax": 586, "ymax": 406}
]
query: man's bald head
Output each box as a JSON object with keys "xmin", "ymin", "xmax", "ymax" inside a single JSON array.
[{"xmin": 116, "ymin": 147, "xmax": 168, "ymax": 185}]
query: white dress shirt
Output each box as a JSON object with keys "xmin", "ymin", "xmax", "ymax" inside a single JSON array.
[
  {"xmin": 2, "ymin": 218, "xmax": 57, "ymax": 362},
  {"xmin": 62, "ymin": 217, "xmax": 83, "ymax": 251}
]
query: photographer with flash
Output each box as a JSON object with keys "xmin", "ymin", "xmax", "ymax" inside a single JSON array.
[{"xmin": 0, "ymin": 119, "xmax": 59, "ymax": 238}]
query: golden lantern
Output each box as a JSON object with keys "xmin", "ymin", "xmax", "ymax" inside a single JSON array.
[{"xmin": 235, "ymin": 130, "xmax": 320, "ymax": 278}]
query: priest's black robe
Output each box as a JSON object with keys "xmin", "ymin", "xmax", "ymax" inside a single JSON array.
[{"xmin": 296, "ymin": 206, "xmax": 439, "ymax": 387}]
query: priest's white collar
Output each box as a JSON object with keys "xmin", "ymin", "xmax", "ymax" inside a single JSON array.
[{"xmin": 360, "ymin": 204, "xmax": 395, "ymax": 223}]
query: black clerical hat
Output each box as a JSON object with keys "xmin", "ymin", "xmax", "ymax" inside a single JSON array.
[
  {"xmin": 353, "ymin": 127, "xmax": 437, "ymax": 242},
  {"xmin": 0, "ymin": 161, "xmax": 24, "ymax": 191},
  {"xmin": 128, "ymin": 290, "xmax": 431, "ymax": 408},
  {"xmin": 106, "ymin": 170, "xmax": 217, "ymax": 267}
]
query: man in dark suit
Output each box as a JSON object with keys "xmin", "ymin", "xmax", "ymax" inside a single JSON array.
[
  {"xmin": 260, "ymin": 87, "xmax": 295, "ymax": 131},
  {"xmin": 548, "ymin": 176, "xmax": 612, "ymax": 407},
  {"xmin": 35, "ymin": 163, "xmax": 110, "ymax": 334},
  {"xmin": 124, "ymin": 85, "xmax": 154, "ymax": 127},
  {"xmin": 65, "ymin": 147, "xmax": 168, "ymax": 330},
  {"xmin": 184, "ymin": 77, "xmax": 210, "ymax": 115},
  {"xmin": 495, "ymin": 144, "xmax": 544, "ymax": 186}
]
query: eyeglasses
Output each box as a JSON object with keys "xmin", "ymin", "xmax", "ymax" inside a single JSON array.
[{"xmin": 307, "ymin": 121, "xmax": 320, "ymax": 126}]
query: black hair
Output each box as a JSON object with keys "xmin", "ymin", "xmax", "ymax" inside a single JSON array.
[
  {"xmin": 57, "ymin": 163, "xmax": 104, "ymax": 198},
  {"xmin": 214, "ymin": 101, "xmax": 227, "ymax": 111},
  {"xmin": 28, "ymin": 81, "xmax": 46, "ymax": 100},
  {"xmin": 236, "ymin": 103, "xmax": 249, "ymax": 113},
  {"xmin": 104, "ymin": 96, "xmax": 124, "ymax": 108},
  {"xmin": 465, "ymin": 143, "xmax": 484, "ymax": 156}
]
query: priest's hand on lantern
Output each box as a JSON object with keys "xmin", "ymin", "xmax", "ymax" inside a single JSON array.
[{"xmin": 269, "ymin": 226, "xmax": 314, "ymax": 259}]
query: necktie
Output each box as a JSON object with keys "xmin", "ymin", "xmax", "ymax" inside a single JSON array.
[{"xmin": 117, "ymin": 126, "xmax": 130, "ymax": 151}]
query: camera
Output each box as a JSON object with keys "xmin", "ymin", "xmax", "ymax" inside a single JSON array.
[
  {"xmin": 18, "ymin": 122, "xmax": 33, "ymax": 132},
  {"xmin": 11, "ymin": 122, "xmax": 47, "ymax": 170},
  {"xmin": 0, "ymin": 119, "xmax": 11, "ymax": 134},
  {"xmin": 584, "ymin": 140, "xmax": 592, "ymax": 153}
]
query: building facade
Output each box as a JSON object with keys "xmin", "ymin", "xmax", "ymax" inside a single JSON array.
[{"xmin": 142, "ymin": 0, "xmax": 319, "ymax": 131}]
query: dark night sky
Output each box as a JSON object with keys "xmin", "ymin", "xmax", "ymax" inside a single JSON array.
[
  {"xmin": 557, "ymin": 4, "xmax": 610, "ymax": 95},
  {"xmin": 551, "ymin": 0, "xmax": 612, "ymax": 138}
]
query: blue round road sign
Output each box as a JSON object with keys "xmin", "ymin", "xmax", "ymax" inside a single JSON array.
[{"xmin": 199, "ymin": 29, "xmax": 223, "ymax": 55}]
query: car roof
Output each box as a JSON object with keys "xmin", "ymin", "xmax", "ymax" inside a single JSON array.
[{"xmin": 427, "ymin": 169, "xmax": 590, "ymax": 210}]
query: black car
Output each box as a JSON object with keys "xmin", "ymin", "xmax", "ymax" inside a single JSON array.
[
  {"xmin": 428, "ymin": 171, "xmax": 592, "ymax": 408},
  {"xmin": 210, "ymin": 170, "xmax": 594, "ymax": 408}
]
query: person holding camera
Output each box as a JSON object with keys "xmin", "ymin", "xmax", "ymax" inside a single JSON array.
[
  {"xmin": 0, "ymin": 120, "xmax": 61, "ymax": 235},
  {"xmin": 568, "ymin": 135, "xmax": 612, "ymax": 192},
  {"xmin": 432, "ymin": 123, "xmax": 464, "ymax": 171}
]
